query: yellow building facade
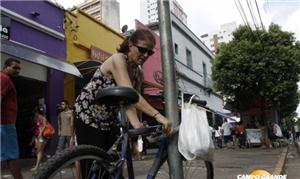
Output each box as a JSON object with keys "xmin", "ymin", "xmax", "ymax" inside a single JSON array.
[{"xmin": 64, "ymin": 9, "xmax": 124, "ymax": 104}]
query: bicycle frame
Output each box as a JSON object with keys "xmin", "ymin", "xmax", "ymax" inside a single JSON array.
[{"xmin": 106, "ymin": 102, "xmax": 169, "ymax": 179}]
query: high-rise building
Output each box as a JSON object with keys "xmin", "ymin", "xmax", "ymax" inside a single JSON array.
[
  {"xmin": 140, "ymin": 0, "xmax": 187, "ymax": 25},
  {"xmin": 200, "ymin": 22, "xmax": 237, "ymax": 54},
  {"xmin": 76, "ymin": 0, "xmax": 120, "ymax": 32}
]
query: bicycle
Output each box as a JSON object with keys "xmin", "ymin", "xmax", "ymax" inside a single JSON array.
[{"xmin": 33, "ymin": 86, "xmax": 214, "ymax": 179}]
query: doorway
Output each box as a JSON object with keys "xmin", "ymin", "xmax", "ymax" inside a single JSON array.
[{"xmin": 14, "ymin": 76, "xmax": 46, "ymax": 158}]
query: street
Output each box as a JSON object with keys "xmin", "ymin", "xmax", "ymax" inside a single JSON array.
[{"xmin": 2, "ymin": 143, "xmax": 299, "ymax": 179}]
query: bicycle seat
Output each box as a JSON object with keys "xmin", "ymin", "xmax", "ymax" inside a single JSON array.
[{"xmin": 96, "ymin": 87, "xmax": 139, "ymax": 106}]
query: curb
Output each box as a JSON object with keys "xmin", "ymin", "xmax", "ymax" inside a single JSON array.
[
  {"xmin": 272, "ymin": 146, "xmax": 288, "ymax": 175},
  {"xmin": 295, "ymin": 141, "xmax": 300, "ymax": 155}
]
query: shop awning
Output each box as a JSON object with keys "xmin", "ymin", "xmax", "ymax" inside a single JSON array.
[
  {"xmin": 214, "ymin": 111, "xmax": 240, "ymax": 122},
  {"xmin": 1, "ymin": 40, "xmax": 82, "ymax": 77}
]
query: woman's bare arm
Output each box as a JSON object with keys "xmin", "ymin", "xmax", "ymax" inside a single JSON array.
[{"xmin": 104, "ymin": 54, "xmax": 172, "ymax": 133}]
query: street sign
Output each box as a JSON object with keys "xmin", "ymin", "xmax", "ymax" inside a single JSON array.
[{"xmin": 1, "ymin": 15, "xmax": 10, "ymax": 40}]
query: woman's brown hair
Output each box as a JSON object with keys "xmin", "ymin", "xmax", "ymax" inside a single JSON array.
[{"xmin": 117, "ymin": 29, "xmax": 156, "ymax": 53}]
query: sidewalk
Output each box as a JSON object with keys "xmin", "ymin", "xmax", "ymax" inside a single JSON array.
[
  {"xmin": 132, "ymin": 147, "xmax": 286, "ymax": 179},
  {"xmin": 285, "ymin": 141, "xmax": 300, "ymax": 179},
  {"xmin": 1, "ymin": 158, "xmax": 35, "ymax": 179},
  {"xmin": 1, "ymin": 146, "xmax": 288, "ymax": 179}
]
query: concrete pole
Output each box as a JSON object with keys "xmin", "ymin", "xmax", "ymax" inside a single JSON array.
[{"xmin": 157, "ymin": 0, "xmax": 183, "ymax": 178}]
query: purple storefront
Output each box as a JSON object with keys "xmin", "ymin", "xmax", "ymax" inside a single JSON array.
[{"xmin": 0, "ymin": 1, "xmax": 81, "ymax": 157}]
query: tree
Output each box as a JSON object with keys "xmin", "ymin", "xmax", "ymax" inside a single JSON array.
[{"xmin": 212, "ymin": 23, "xmax": 300, "ymax": 119}]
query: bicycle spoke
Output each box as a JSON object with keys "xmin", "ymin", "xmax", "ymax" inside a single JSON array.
[{"xmin": 33, "ymin": 145, "xmax": 114, "ymax": 179}]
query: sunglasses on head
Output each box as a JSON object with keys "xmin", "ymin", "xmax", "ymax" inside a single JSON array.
[{"xmin": 134, "ymin": 44, "xmax": 154, "ymax": 56}]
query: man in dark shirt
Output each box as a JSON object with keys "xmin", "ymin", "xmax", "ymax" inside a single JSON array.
[{"xmin": 1, "ymin": 58, "xmax": 23, "ymax": 179}]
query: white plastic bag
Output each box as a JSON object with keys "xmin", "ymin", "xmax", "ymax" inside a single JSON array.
[
  {"xmin": 178, "ymin": 94, "xmax": 214, "ymax": 161},
  {"xmin": 137, "ymin": 135, "xmax": 143, "ymax": 153}
]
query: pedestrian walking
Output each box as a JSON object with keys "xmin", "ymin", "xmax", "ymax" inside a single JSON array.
[
  {"xmin": 214, "ymin": 125, "xmax": 223, "ymax": 148},
  {"xmin": 294, "ymin": 124, "xmax": 299, "ymax": 141},
  {"xmin": 55, "ymin": 100, "xmax": 74, "ymax": 154},
  {"xmin": 221, "ymin": 119, "xmax": 233, "ymax": 148},
  {"xmin": 29, "ymin": 106, "xmax": 49, "ymax": 172},
  {"xmin": 270, "ymin": 122, "xmax": 283, "ymax": 140},
  {"xmin": 234, "ymin": 121, "xmax": 247, "ymax": 148},
  {"xmin": 0, "ymin": 58, "xmax": 24, "ymax": 179}
]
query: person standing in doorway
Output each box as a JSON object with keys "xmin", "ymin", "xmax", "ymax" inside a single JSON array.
[
  {"xmin": 56, "ymin": 100, "xmax": 74, "ymax": 153},
  {"xmin": 0, "ymin": 58, "xmax": 23, "ymax": 179}
]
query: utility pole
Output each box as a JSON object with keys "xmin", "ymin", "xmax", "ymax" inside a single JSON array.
[{"xmin": 157, "ymin": 0, "xmax": 183, "ymax": 178}]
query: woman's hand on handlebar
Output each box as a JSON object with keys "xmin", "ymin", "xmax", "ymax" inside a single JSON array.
[
  {"xmin": 155, "ymin": 114, "xmax": 173, "ymax": 135},
  {"xmin": 131, "ymin": 120, "xmax": 144, "ymax": 129}
]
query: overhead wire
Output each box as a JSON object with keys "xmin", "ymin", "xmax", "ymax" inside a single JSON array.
[
  {"xmin": 233, "ymin": 0, "xmax": 266, "ymax": 32},
  {"xmin": 247, "ymin": 0, "xmax": 259, "ymax": 30},
  {"xmin": 254, "ymin": 0, "xmax": 265, "ymax": 31},
  {"xmin": 234, "ymin": 0, "xmax": 253, "ymax": 33},
  {"xmin": 234, "ymin": 0, "xmax": 247, "ymax": 26},
  {"xmin": 237, "ymin": 0, "xmax": 251, "ymax": 29}
]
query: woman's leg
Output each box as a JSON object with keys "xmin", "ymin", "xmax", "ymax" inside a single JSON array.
[
  {"xmin": 75, "ymin": 119, "xmax": 107, "ymax": 177},
  {"xmin": 31, "ymin": 140, "xmax": 46, "ymax": 171}
]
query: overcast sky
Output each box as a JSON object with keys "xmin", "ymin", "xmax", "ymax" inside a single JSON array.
[{"xmin": 53, "ymin": 0, "xmax": 300, "ymax": 40}]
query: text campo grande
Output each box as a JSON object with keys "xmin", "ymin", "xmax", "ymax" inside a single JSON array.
[{"xmin": 237, "ymin": 174, "xmax": 287, "ymax": 179}]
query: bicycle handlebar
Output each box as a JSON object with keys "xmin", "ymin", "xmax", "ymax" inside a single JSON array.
[
  {"xmin": 128, "ymin": 125, "xmax": 180, "ymax": 144},
  {"xmin": 128, "ymin": 125, "xmax": 163, "ymax": 137}
]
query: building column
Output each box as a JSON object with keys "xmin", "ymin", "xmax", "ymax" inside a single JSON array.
[{"xmin": 46, "ymin": 69, "xmax": 64, "ymax": 155}]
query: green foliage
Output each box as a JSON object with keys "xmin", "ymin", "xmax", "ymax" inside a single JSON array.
[
  {"xmin": 212, "ymin": 23, "xmax": 300, "ymax": 117},
  {"xmin": 284, "ymin": 112, "xmax": 298, "ymax": 128}
]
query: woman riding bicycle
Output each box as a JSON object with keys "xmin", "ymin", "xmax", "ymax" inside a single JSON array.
[{"xmin": 74, "ymin": 29, "xmax": 172, "ymax": 152}]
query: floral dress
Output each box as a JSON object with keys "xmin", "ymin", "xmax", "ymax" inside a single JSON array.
[
  {"xmin": 74, "ymin": 68, "xmax": 118, "ymax": 131},
  {"xmin": 74, "ymin": 58, "xmax": 143, "ymax": 131}
]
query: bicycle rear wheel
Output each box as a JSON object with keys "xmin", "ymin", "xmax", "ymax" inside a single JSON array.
[
  {"xmin": 33, "ymin": 145, "xmax": 114, "ymax": 179},
  {"xmin": 156, "ymin": 158, "xmax": 214, "ymax": 179}
]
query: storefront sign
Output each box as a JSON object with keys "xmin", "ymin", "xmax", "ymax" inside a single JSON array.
[
  {"xmin": 1, "ymin": 15, "xmax": 10, "ymax": 40},
  {"xmin": 90, "ymin": 45, "xmax": 111, "ymax": 62}
]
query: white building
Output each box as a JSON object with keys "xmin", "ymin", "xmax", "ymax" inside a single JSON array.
[
  {"xmin": 76, "ymin": 0, "xmax": 120, "ymax": 32},
  {"xmin": 200, "ymin": 22, "xmax": 237, "ymax": 54},
  {"xmin": 148, "ymin": 13, "xmax": 225, "ymax": 122},
  {"xmin": 140, "ymin": 0, "xmax": 187, "ymax": 25}
]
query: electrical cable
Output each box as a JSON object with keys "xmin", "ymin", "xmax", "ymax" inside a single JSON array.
[
  {"xmin": 234, "ymin": 0, "xmax": 247, "ymax": 26},
  {"xmin": 254, "ymin": 0, "xmax": 265, "ymax": 31},
  {"xmin": 237, "ymin": 0, "xmax": 251, "ymax": 29},
  {"xmin": 247, "ymin": 0, "xmax": 259, "ymax": 30}
]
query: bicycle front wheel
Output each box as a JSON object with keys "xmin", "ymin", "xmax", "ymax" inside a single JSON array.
[
  {"xmin": 33, "ymin": 145, "xmax": 114, "ymax": 179},
  {"xmin": 156, "ymin": 158, "xmax": 214, "ymax": 179}
]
